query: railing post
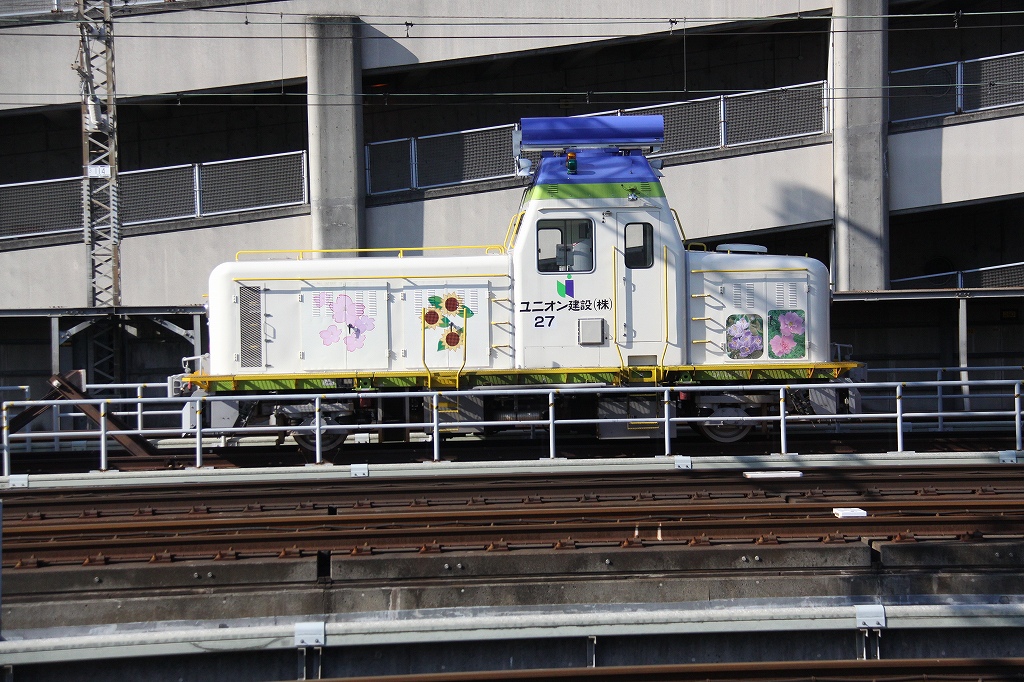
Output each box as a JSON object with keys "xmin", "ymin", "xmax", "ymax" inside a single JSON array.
[
  {"xmin": 2, "ymin": 401, "xmax": 9, "ymax": 475},
  {"xmin": 23, "ymin": 387, "xmax": 32, "ymax": 453},
  {"xmin": 410, "ymin": 138, "xmax": 419, "ymax": 190},
  {"xmin": 314, "ymin": 395, "xmax": 323, "ymax": 465},
  {"xmin": 99, "ymin": 401, "xmax": 109, "ymax": 471},
  {"xmin": 194, "ymin": 397, "xmax": 205, "ymax": 468},
  {"xmin": 896, "ymin": 384, "xmax": 905, "ymax": 453},
  {"xmin": 136, "ymin": 386, "xmax": 144, "ymax": 432},
  {"xmin": 779, "ymin": 387, "xmax": 788, "ymax": 455},
  {"xmin": 719, "ymin": 96, "xmax": 727, "ymax": 147},
  {"xmin": 956, "ymin": 60, "xmax": 964, "ymax": 113},
  {"xmin": 663, "ymin": 388, "xmax": 672, "ymax": 456},
  {"xmin": 432, "ymin": 392, "xmax": 440, "ymax": 462},
  {"xmin": 193, "ymin": 163, "xmax": 202, "ymax": 218},
  {"xmin": 936, "ymin": 369, "xmax": 944, "ymax": 432},
  {"xmin": 548, "ymin": 390, "xmax": 557, "ymax": 459},
  {"xmin": 1011, "ymin": 382, "xmax": 1019, "ymax": 450}
]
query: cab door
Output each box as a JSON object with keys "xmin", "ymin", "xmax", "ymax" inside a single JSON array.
[{"xmin": 615, "ymin": 211, "xmax": 663, "ymax": 363}]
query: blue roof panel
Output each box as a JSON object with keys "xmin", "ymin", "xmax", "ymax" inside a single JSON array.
[{"xmin": 520, "ymin": 116, "xmax": 664, "ymax": 148}]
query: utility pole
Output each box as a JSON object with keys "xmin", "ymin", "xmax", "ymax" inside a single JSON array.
[{"xmin": 74, "ymin": 0, "xmax": 122, "ymax": 383}]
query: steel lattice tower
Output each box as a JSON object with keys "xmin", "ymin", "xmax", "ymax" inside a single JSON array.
[
  {"xmin": 75, "ymin": 0, "xmax": 120, "ymax": 308},
  {"xmin": 75, "ymin": 0, "xmax": 122, "ymax": 383}
]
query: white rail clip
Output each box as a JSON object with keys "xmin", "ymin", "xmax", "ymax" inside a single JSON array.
[
  {"xmin": 350, "ymin": 463, "xmax": 369, "ymax": 478},
  {"xmin": 295, "ymin": 621, "xmax": 325, "ymax": 647},
  {"xmin": 856, "ymin": 604, "xmax": 886, "ymax": 629},
  {"xmin": 833, "ymin": 507, "xmax": 867, "ymax": 518},
  {"xmin": 999, "ymin": 450, "xmax": 1019, "ymax": 464},
  {"xmin": 674, "ymin": 455, "xmax": 692, "ymax": 470},
  {"xmin": 7, "ymin": 474, "xmax": 29, "ymax": 488}
]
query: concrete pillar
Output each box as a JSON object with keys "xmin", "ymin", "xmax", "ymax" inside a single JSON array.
[
  {"xmin": 306, "ymin": 16, "xmax": 365, "ymax": 253},
  {"xmin": 832, "ymin": 0, "xmax": 889, "ymax": 291}
]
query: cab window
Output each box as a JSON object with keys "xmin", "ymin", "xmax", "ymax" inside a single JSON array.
[
  {"xmin": 624, "ymin": 222, "xmax": 654, "ymax": 269},
  {"xmin": 537, "ymin": 219, "xmax": 594, "ymax": 273}
]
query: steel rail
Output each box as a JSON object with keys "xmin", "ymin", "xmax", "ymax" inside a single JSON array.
[
  {"xmin": 6, "ymin": 501, "xmax": 1024, "ymax": 566},
  {"xmin": 333, "ymin": 657, "xmax": 1024, "ymax": 681}
]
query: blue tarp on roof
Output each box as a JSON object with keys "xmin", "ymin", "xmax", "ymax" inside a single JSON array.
[{"xmin": 520, "ymin": 116, "xmax": 664, "ymax": 149}]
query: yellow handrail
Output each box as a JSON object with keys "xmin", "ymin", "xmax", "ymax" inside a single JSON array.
[
  {"xmin": 235, "ymin": 245, "xmax": 505, "ymax": 261},
  {"xmin": 670, "ymin": 208, "xmax": 687, "ymax": 243},
  {"xmin": 659, "ymin": 244, "xmax": 670, "ymax": 374},
  {"xmin": 503, "ymin": 212, "xmax": 525, "ymax": 251},
  {"xmin": 610, "ymin": 247, "xmax": 625, "ymax": 371}
]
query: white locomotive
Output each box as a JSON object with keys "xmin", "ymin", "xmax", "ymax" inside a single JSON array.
[{"xmin": 184, "ymin": 116, "xmax": 855, "ymax": 444}]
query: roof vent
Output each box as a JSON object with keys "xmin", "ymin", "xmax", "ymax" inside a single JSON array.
[{"xmin": 716, "ymin": 243, "xmax": 768, "ymax": 254}]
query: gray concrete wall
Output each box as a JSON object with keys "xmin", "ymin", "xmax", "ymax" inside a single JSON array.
[
  {"xmin": 0, "ymin": 243, "xmax": 88, "ymax": 308},
  {"xmin": 0, "ymin": 1, "xmax": 830, "ymax": 111},
  {"xmin": 661, "ymin": 143, "xmax": 835, "ymax": 240},
  {"xmin": 366, "ymin": 189, "xmax": 523, "ymax": 251},
  {"xmin": 889, "ymin": 115, "xmax": 1024, "ymax": 212},
  {"xmin": 119, "ymin": 216, "xmax": 312, "ymax": 307}
]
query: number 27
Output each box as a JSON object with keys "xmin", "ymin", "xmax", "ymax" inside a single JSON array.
[{"xmin": 534, "ymin": 315, "xmax": 554, "ymax": 328}]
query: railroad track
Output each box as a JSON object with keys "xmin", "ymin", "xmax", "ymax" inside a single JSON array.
[
  {"xmin": 337, "ymin": 658, "xmax": 1024, "ymax": 681},
  {"xmin": 5, "ymin": 466, "xmax": 1024, "ymax": 568}
]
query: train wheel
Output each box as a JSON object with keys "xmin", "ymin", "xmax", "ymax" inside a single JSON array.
[
  {"xmin": 292, "ymin": 417, "xmax": 346, "ymax": 453},
  {"xmin": 696, "ymin": 407, "xmax": 753, "ymax": 443}
]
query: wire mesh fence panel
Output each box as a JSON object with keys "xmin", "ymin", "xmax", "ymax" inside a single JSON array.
[
  {"xmin": 724, "ymin": 83, "xmax": 825, "ymax": 146},
  {"xmin": 626, "ymin": 98, "xmax": 720, "ymax": 154},
  {"xmin": 962, "ymin": 263, "xmax": 1024, "ymax": 288},
  {"xmin": 121, "ymin": 165, "xmax": 196, "ymax": 226},
  {"xmin": 366, "ymin": 139, "xmax": 413, "ymax": 194},
  {"xmin": 890, "ymin": 63, "xmax": 958, "ymax": 122},
  {"xmin": 0, "ymin": 178, "xmax": 80, "ymax": 240},
  {"xmin": 199, "ymin": 152, "xmax": 306, "ymax": 216},
  {"xmin": 416, "ymin": 126, "xmax": 516, "ymax": 188},
  {"xmin": 962, "ymin": 52, "xmax": 1024, "ymax": 112}
]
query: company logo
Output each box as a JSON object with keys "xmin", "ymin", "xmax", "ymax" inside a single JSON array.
[{"xmin": 556, "ymin": 275, "xmax": 574, "ymax": 298}]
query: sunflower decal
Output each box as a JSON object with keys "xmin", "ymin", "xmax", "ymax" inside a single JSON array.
[{"xmin": 423, "ymin": 293, "xmax": 475, "ymax": 352}]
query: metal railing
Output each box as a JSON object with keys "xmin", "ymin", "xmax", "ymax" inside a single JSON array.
[
  {"xmin": 3, "ymin": 373, "xmax": 1021, "ymax": 476},
  {"xmin": 0, "ymin": 151, "xmax": 308, "ymax": 242},
  {"xmin": 891, "ymin": 260, "xmax": 1024, "ymax": 290},
  {"xmin": 366, "ymin": 81, "xmax": 828, "ymax": 195},
  {"xmin": 890, "ymin": 50, "xmax": 1024, "ymax": 123}
]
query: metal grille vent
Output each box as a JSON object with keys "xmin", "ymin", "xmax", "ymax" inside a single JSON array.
[
  {"xmin": 775, "ymin": 282, "xmax": 798, "ymax": 308},
  {"xmin": 238, "ymin": 286, "xmax": 263, "ymax": 368},
  {"xmin": 733, "ymin": 283, "xmax": 755, "ymax": 309}
]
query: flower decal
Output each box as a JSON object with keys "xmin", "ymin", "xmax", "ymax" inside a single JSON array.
[
  {"xmin": 423, "ymin": 293, "xmax": 475, "ymax": 352},
  {"xmin": 319, "ymin": 294, "xmax": 376, "ymax": 352},
  {"xmin": 768, "ymin": 309, "xmax": 806, "ymax": 359},
  {"xmin": 725, "ymin": 314, "xmax": 763, "ymax": 359}
]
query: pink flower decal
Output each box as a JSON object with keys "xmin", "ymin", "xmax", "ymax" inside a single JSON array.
[
  {"xmin": 319, "ymin": 325, "xmax": 343, "ymax": 346},
  {"xmin": 319, "ymin": 294, "xmax": 376, "ymax": 351},
  {"xmin": 777, "ymin": 311, "xmax": 805, "ymax": 337},
  {"xmin": 769, "ymin": 335, "xmax": 797, "ymax": 357}
]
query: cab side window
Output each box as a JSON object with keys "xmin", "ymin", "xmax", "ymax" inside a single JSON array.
[
  {"xmin": 537, "ymin": 219, "xmax": 594, "ymax": 273},
  {"xmin": 624, "ymin": 222, "xmax": 654, "ymax": 269}
]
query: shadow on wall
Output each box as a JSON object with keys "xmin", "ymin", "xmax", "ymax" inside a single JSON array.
[{"xmin": 360, "ymin": 24, "xmax": 420, "ymax": 71}]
